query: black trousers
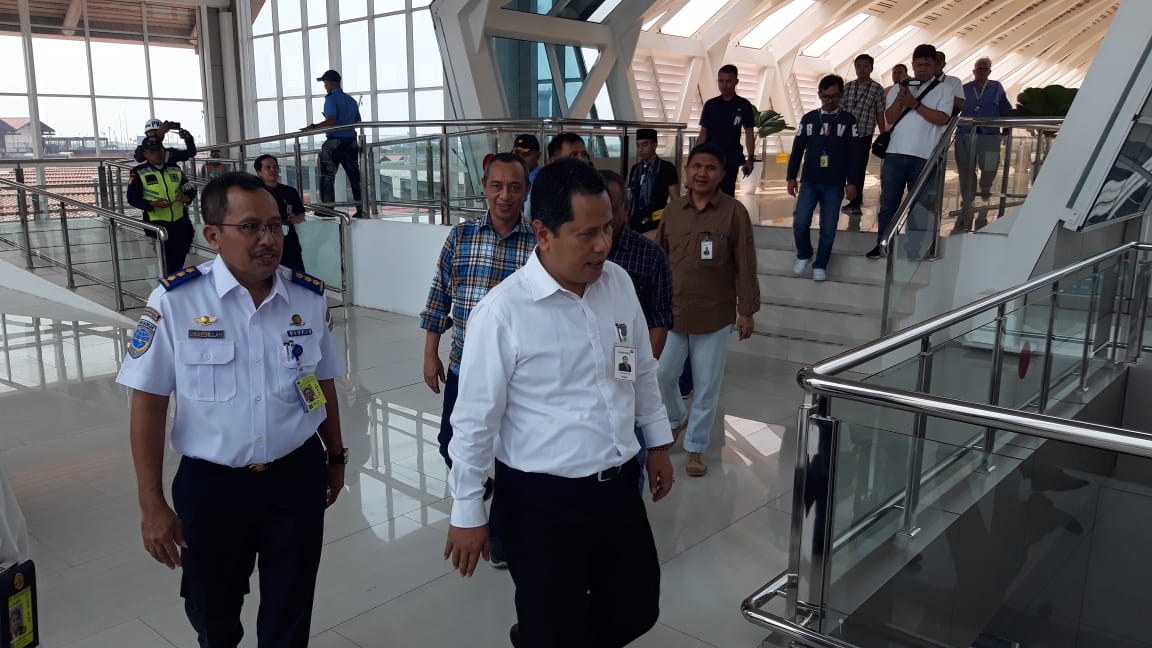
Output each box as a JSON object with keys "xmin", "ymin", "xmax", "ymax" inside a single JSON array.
[
  {"xmin": 155, "ymin": 217, "xmax": 194, "ymax": 275},
  {"xmin": 846, "ymin": 136, "xmax": 873, "ymax": 207},
  {"xmin": 172, "ymin": 435, "xmax": 326, "ymax": 648},
  {"xmin": 495, "ymin": 460, "xmax": 660, "ymax": 648},
  {"xmin": 720, "ymin": 161, "xmax": 741, "ymax": 196},
  {"xmin": 281, "ymin": 226, "xmax": 305, "ymax": 273}
]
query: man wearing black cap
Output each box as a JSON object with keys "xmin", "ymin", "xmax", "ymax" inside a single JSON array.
[
  {"xmin": 627, "ymin": 129, "xmax": 680, "ymax": 238},
  {"xmin": 301, "ymin": 70, "xmax": 364, "ymax": 218},
  {"xmin": 512, "ymin": 134, "xmax": 542, "ymax": 183},
  {"xmin": 127, "ymin": 137, "xmax": 196, "ymax": 275}
]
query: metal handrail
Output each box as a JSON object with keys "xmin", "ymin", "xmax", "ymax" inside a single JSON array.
[{"xmin": 0, "ymin": 177, "xmax": 168, "ymax": 239}]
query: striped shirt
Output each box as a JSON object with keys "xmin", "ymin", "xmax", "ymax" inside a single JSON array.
[
  {"xmin": 606, "ymin": 226, "xmax": 674, "ymax": 330},
  {"xmin": 419, "ymin": 213, "xmax": 537, "ymax": 373},
  {"xmin": 843, "ymin": 78, "xmax": 887, "ymax": 136}
]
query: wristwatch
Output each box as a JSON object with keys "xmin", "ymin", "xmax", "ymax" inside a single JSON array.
[{"xmin": 328, "ymin": 447, "xmax": 349, "ymax": 465}]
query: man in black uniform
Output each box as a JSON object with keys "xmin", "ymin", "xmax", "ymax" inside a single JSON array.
[
  {"xmin": 127, "ymin": 137, "xmax": 196, "ymax": 275},
  {"xmin": 626, "ymin": 128, "xmax": 680, "ymax": 237},
  {"xmin": 255, "ymin": 154, "xmax": 306, "ymax": 273},
  {"xmin": 134, "ymin": 118, "xmax": 197, "ymax": 166},
  {"xmin": 698, "ymin": 64, "xmax": 757, "ymax": 196}
]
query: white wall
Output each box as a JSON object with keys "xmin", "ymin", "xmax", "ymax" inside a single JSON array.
[{"xmin": 348, "ymin": 220, "xmax": 452, "ymax": 316}]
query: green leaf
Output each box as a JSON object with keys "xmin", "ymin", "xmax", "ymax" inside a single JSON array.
[{"xmin": 752, "ymin": 108, "xmax": 794, "ymax": 138}]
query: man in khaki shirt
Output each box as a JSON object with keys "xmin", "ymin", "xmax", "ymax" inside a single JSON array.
[{"xmin": 656, "ymin": 142, "xmax": 760, "ymax": 477}]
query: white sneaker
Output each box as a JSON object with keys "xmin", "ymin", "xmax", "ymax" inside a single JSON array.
[
  {"xmin": 792, "ymin": 258, "xmax": 810, "ymax": 275},
  {"xmin": 813, "ymin": 269, "xmax": 827, "ymax": 282}
]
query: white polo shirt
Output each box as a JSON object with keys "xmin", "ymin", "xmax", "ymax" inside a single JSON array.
[
  {"xmin": 116, "ymin": 258, "xmax": 344, "ymax": 467},
  {"xmin": 885, "ymin": 80, "xmax": 955, "ymax": 160},
  {"xmin": 447, "ymin": 251, "xmax": 673, "ymax": 528}
]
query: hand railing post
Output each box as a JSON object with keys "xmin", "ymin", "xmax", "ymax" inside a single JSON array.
[
  {"xmin": 359, "ymin": 131, "xmax": 371, "ymax": 218},
  {"xmin": 154, "ymin": 234, "xmax": 167, "ymax": 281},
  {"xmin": 424, "ymin": 140, "xmax": 435, "ymax": 224},
  {"xmin": 97, "ymin": 164, "xmax": 108, "ymax": 209},
  {"xmin": 108, "ymin": 221, "xmax": 125, "ymax": 311},
  {"xmin": 963, "ymin": 126, "xmax": 977, "ymax": 231},
  {"xmin": 1111, "ymin": 251, "xmax": 1130, "ymax": 364},
  {"xmin": 16, "ymin": 183, "xmax": 33, "ymax": 269},
  {"xmin": 1126, "ymin": 260, "xmax": 1152, "ymax": 364},
  {"xmin": 1079, "ymin": 266, "xmax": 1102, "ymax": 391},
  {"xmin": 1038, "ymin": 280, "xmax": 1060, "ymax": 412},
  {"xmin": 998, "ymin": 128, "xmax": 1013, "ymax": 220},
  {"xmin": 440, "ymin": 126, "xmax": 451, "ymax": 226},
  {"xmin": 978, "ymin": 304, "xmax": 1007, "ymax": 474},
  {"xmin": 59, "ymin": 202, "xmax": 75, "ymax": 289},
  {"xmin": 786, "ymin": 396, "xmax": 818, "ymax": 621},
  {"xmin": 293, "ymin": 138, "xmax": 304, "ymax": 194},
  {"xmin": 899, "ymin": 336, "xmax": 933, "ymax": 536}
]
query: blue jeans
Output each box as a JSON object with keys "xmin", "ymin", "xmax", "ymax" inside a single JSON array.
[
  {"xmin": 876, "ymin": 154, "xmax": 936, "ymax": 258},
  {"xmin": 657, "ymin": 327, "xmax": 731, "ymax": 454},
  {"xmin": 793, "ymin": 182, "xmax": 845, "ymax": 270}
]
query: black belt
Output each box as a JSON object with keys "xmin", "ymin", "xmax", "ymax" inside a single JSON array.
[
  {"xmin": 587, "ymin": 462, "xmax": 630, "ymax": 483},
  {"xmin": 184, "ymin": 436, "xmax": 321, "ymax": 474}
]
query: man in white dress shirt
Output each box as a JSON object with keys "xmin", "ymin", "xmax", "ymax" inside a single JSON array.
[
  {"xmin": 444, "ymin": 158, "xmax": 675, "ymax": 647},
  {"xmin": 117, "ymin": 172, "xmax": 346, "ymax": 647}
]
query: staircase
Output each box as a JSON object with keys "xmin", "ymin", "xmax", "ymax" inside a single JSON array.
[{"xmin": 736, "ymin": 225, "xmax": 929, "ymax": 369}]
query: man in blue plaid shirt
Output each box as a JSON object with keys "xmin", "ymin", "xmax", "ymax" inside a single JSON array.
[{"xmin": 421, "ymin": 153, "xmax": 535, "ymax": 568}]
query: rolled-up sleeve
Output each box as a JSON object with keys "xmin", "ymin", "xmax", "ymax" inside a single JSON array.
[{"xmin": 447, "ymin": 301, "xmax": 515, "ymax": 528}]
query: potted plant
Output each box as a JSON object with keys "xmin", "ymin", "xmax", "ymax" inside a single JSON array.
[
  {"xmin": 1010, "ymin": 85, "xmax": 1077, "ymax": 178},
  {"xmin": 742, "ymin": 108, "xmax": 793, "ymax": 193}
]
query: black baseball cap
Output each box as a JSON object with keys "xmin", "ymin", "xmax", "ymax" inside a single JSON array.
[
  {"xmin": 636, "ymin": 128, "xmax": 658, "ymax": 142},
  {"xmin": 317, "ymin": 70, "xmax": 342, "ymax": 82},
  {"xmin": 513, "ymin": 134, "xmax": 540, "ymax": 152},
  {"xmin": 141, "ymin": 136, "xmax": 164, "ymax": 150}
]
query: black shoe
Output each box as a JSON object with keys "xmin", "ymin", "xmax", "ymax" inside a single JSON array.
[
  {"xmin": 510, "ymin": 623, "xmax": 520, "ymax": 647},
  {"xmin": 865, "ymin": 246, "xmax": 881, "ymax": 259}
]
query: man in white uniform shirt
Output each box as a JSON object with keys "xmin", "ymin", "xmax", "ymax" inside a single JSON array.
[
  {"xmin": 867, "ymin": 44, "xmax": 955, "ymax": 260},
  {"xmin": 117, "ymin": 172, "xmax": 346, "ymax": 647},
  {"xmin": 444, "ymin": 158, "xmax": 675, "ymax": 648}
]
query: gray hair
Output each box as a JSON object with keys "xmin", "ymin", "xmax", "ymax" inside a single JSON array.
[{"xmin": 975, "ymin": 57, "xmax": 992, "ymax": 68}]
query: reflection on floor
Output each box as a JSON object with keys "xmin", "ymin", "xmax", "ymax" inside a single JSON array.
[{"xmin": 0, "ymin": 309, "xmax": 805, "ymax": 648}]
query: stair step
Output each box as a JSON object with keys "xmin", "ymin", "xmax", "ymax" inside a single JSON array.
[
  {"xmin": 731, "ymin": 329, "xmax": 882, "ymax": 372},
  {"xmin": 754, "ymin": 225, "xmax": 878, "ymax": 254},
  {"xmin": 756, "ymin": 247, "xmax": 887, "ymax": 283},
  {"xmin": 757, "ymin": 300, "xmax": 881, "ymax": 343}
]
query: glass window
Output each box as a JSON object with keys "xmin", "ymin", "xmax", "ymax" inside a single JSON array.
[
  {"xmin": 374, "ymin": 14, "xmax": 408, "ymax": 90},
  {"xmin": 0, "ymin": 35, "xmax": 25, "ymax": 93},
  {"xmin": 280, "ymin": 31, "xmax": 306, "ymax": 96},
  {"xmin": 35, "ymin": 97, "xmax": 95, "ymax": 151},
  {"xmin": 94, "ymin": 98, "xmax": 153, "ymax": 150},
  {"xmin": 149, "ymin": 43, "xmax": 203, "ymax": 100},
  {"xmin": 308, "ymin": 27, "xmax": 329, "ymax": 89},
  {"xmin": 254, "ymin": 36, "xmax": 278, "ymax": 99},
  {"xmin": 339, "ymin": 21, "xmax": 371, "ymax": 91},
  {"xmin": 412, "ymin": 10, "xmax": 443, "ymax": 87},
  {"xmin": 412, "ymin": 0, "xmax": 432, "ymax": 7},
  {"xmin": 592, "ymin": 83, "xmax": 614, "ymax": 119},
  {"xmin": 340, "ymin": 0, "xmax": 369, "ymax": 21},
  {"xmin": 257, "ymin": 100, "xmax": 281, "ymax": 137},
  {"xmin": 283, "ymin": 99, "xmax": 307, "ymax": 136},
  {"xmin": 253, "ymin": 0, "xmax": 274, "ymax": 35},
  {"xmin": 376, "ymin": 91, "xmax": 410, "ymax": 121},
  {"xmin": 661, "ymin": 0, "xmax": 726, "ymax": 38},
  {"xmin": 738, "ymin": 0, "xmax": 814, "ymax": 49},
  {"xmin": 306, "ymin": 0, "xmax": 327, "ymax": 26},
  {"xmin": 32, "ymin": 38, "xmax": 90, "ymax": 95},
  {"xmin": 415, "ymin": 89, "xmax": 443, "ymax": 120},
  {"xmin": 90, "ymin": 42, "xmax": 148, "ymax": 97},
  {"xmin": 152, "ymin": 100, "xmax": 206, "ymax": 144},
  {"xmin": 375, "ymin": 0, "xmax": 406, "ymax": 13},
  {"xmin": 278, "ymin": 0, "xmax": 302, "ymax": 31}
]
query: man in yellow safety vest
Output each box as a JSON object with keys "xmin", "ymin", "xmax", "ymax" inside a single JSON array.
[{"xmin": 128, "ymin": 137, "xmax": 197, "ymax": 275}]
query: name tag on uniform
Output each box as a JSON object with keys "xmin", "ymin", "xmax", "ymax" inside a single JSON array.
[
  {"xmin": 614, "ymin": 346, "xmax": 636, "ymax": 382},
  {"xmin": 295, "ymin": 373, "xmax": 327, "ymax": 413},
  {"xmin": 820, "ymin": 153, "xmax": 830, "ymax": 168},
  {"xmin": 701, "ymin": 238, "xmax": 713, "ymax": 260},
  {"xmin": 732, "ymin": 114, "xmax": 741, "ymax": 126}
]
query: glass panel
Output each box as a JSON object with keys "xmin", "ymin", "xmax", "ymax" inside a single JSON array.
[
  {"xmin": 149, "ymin": 42, "xmax": 203, "ymax": 100},
  {"xmin": 253, "ymin": 0, "xmax": 274, "ymax": 35},
  {"xmin": 495, "ymin": 37, "xmax": 556, "ymax": 118},
  {"xmin": 257, "ymin": 100, "xmax": 281, "ymax": 138},
  {"xmin": 1084, "ymin": 90, "xmax": 1152, "ymax": 229},
  {"xmin": 152, "ymin": 100, "xmax": 206, "ymax": 145},
  {"xmin": 414, "ymin": 89, "xmax": 444, "ymax": 122},
  {"xmin": 411, "ymin": 10, "xmax": 442, "ymax": 88},
  {"xmin": 278, "ymin": 0, "xmax": 302, "ymax": 32},
  {"xmin": 280, "ymin": 31, "xmax": 306, "ymax": 96},
  {"xmin": 307, "ymin": 27, "xmax": 329, "ymax": 93},
  {"xmin": 339, "ymin": 20, "xmax": 371, "ymax": 92},
  {"xmin": 32, "ymin": 38, "xmax": 89, "ymax": 95},
  {"xmin": 501, "ymin": 0, "xmax": 619, "ymax": 21},
  {"xmin": 295, "ymin": 218, "xmax": 342, "ymax": 287},
  {"xmin": 412, "ymin": 0, "xmax": 432, "ymax": 6},
  {"xmin": 35, "ymin": 97, "xmax": 94, "ymax": 155},
  {"xmin": 89, "ymin": 42, "xmax": 147, "ymax": 97},
  {"xmin": 93, "ymin": 98, "xmax": 153, "ymax": 152},
  {"xmin": 0, "ymin": 35, "xmax": 25, "ymax": 93},
  {"xmin": 340, "ymin": 0, "xmax": 369, "ymax": 21},
  {"xmin": 306, "ymin": 0, "xmax": 327, "ymax": 26},
  {"xmin": 375, "ymin": 0, "xmax": 406, "ymax": 13},
  {"xmin": 376, "ymin": 91, "xmax": 410, "ymax": 121},
  {"xmin": 374, "ymin": 14, "xmax": 408, "ymax": 90},
  {"xmin": 254, "ymin": 36, "xmax": 278, "ymax": 99},
  {"xmin": 282, "ymin": 99, "xmax": 307, "ymax": 138}
]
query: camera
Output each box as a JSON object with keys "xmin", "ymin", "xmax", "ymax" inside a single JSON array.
[
  {"xmin": 165, "ymin": 121, "xmax": 182, "ymax": 129},
  {"xmin": 899, "ymin": 78, "xmax": 922, "ymax": 88}
]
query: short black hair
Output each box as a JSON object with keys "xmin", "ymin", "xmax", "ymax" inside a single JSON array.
[
  {"xmin": 599, "ymin": 169, "xmax": 625, "ymax": 206},
  {"xmin": 201, "ymin": 172, "xmax": 269, "ymax": 226},
  {"xmin": 547, "ymin": 132, "xmax": 586, "ymax": 160},
  {"xmin": 819, "ymin": 74, "xmax": 844, "ymax": 93},
  {"xmin": 912, "ymin": 44, "xmax": 937, "ymax": 61},
  {"xmin": 530, "ymin": 158, "xmax": 607, "ymax": 232},
  {"xmin": 935, "ymin": 50, "xmax": 946, "ymax": 64},
  {"xmin": 483, "ymin": 151, "xmax": 529, "ymax": 183},
  {"xmin": 687, "ymin": 142, "xmax": 726, "ymax": 168},
  {"xmin": 854, "ymin": 53, "xmax": 874, "ymax": 66},
  {"xmin": 253, "ymin": 154, "xmax": 276, "ymax": 173},
  {"xmin": 893, "ymin": 63, "xmax": 908, "ymax": 73},
  {"xmin": 718, "ymin": 64, "xmax": 738, "ymax": 76}
]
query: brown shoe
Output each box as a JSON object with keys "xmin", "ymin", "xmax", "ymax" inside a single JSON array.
[
  {"xmin": 671, "ymin": 420, "xmax": 688, "ymax": 446},
  {"xmin": 686, "ymin": 452, "xmax": 708, "ymax": 477}
]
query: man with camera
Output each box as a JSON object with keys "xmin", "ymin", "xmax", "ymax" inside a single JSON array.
[
  {"xmin": 134, "ymin": 118, "xmax": 197, "ymax": 166},
  {"xmin": 867, "ymin": 44, "xmax": 954, "ymax": 261}
]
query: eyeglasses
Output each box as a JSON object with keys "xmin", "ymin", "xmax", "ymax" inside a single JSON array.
[
  {"xmin": 215, "ymin": 222, "xmax": 288, "ymax": 237},
  {"xmin": 819, "ymin": 93, "xmax": 842, "ymax": 100}
]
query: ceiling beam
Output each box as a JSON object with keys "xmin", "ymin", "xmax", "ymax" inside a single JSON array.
[
  {"xmin": 989, "ymin": 0, "xmax": 1110, "ymax": 65},
  {"xmin": 60, "ymin": 0, "xmax": 83, "ymax": 37}
]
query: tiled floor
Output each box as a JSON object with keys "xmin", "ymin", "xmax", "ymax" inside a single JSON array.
[{"xmin": 0, "ymin": 308, "xmax": 805, "ymax": 647}]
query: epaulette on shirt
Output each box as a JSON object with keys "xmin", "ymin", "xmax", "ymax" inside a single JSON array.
[
  {"xmin": 158, "ymin": 267, "xmax": 202, "ymax": 290},
  {"xmin": 291, "ymin": 271, "xmax": 326, "ymax": 295}
]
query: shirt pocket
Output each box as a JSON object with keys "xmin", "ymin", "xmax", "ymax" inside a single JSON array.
[
  {"xmin": 176, "ymin": 341, "xmax": 237, "ymax": 402},
  {"xmin": 698, "ymin": 233, "xmax": 732, "ymax": 268},
  {"xmin": 276, "ymin": 337, "xmax": 324, "ymax": 402}
]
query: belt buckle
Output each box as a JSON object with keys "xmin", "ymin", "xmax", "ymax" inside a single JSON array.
[
  {"xmin": 597, "ymin": 465, "xmax": 621, "ymax": 482},
  {"xmin": 248, "ymin": 463, "xmax": 269, "ymax": 473}
]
